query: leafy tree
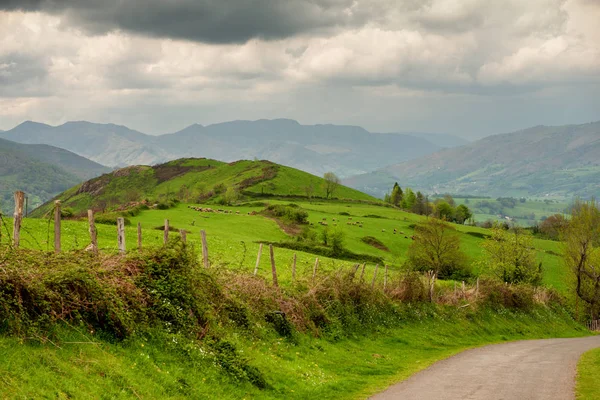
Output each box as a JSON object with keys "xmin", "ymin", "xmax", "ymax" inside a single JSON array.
[
  {"xmin": 539, "ymin": 214, "xmax": 569, "ymax": 240},
  {"xmin": 454, "ymin": 204, "xmax": 473, "ymax": 224},
  {"xmin": 323, "ymin": 172, "xmax": 340, "ymax": 199},
  {"xmin": 390, "ymin": 182, "xmax": 403, "ymax": 206},
  {"xmin": 481, "ymin": 224, "xmax": 542, "ymax": 285},
  {"xmin": 224, "ymin": 186, "xmax": 240, "ymax": 205},
  {"xmin": 563, "ymin": 200, "xmax": 600, "ymax": 318},
  {"xmin": 412, "ymin": 191, "xmax": 428, "ymax": 215},
  {"xmin": 402, "ymin": 188, "xmax": 417, "ymax": 209},
  {"xmin": 407, "ymin": 218, "xmax": 469, "ymax": 279},
  {"xmin": 435, "ymin": 201, "xmax": 454, "ymax": 221}
]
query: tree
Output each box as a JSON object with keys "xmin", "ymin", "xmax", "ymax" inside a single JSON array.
[
  {"xmin": 407, "ymin": 218, "xmax": 469, "ymax": 279},
  {"xmin": 224, "ymin": 186, "xmax": 240, "ymax": 205},
  {"xmin": 454, "ymin": 204, "xmax": 472, "ymax": 224},
  {"xmin": 323, "ymin": 172, "xmax": 341, "ymax": 199},
  {"xmin": 435, "ymin": 201, "xmax": 454, "ymax": 221},
  {"xmin": 390, "ymin": 182, "xmax": 403, "ymax": 206},
  {"xmin": 411, "ymin": 191, "xmax": 427, "ymax": 215},
  {"xmin": 402, "ymin": 188, "xmax": 417, "ymax": 209},
  {"xmin": 539, "ymin": 214, "xmax": 569, "ymax": 240},
  {"xmin": 563, "ymin": 200, "xmax": 600, "ymax": 319},
  {"xmin": 304, "ymin": 182, "xmax": 315, "ymax": 200},
  {"xmin": 481, "ymin": 224, "xmax": 541, "ymax": 285}
]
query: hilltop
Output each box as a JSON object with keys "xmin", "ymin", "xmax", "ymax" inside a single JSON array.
[
  {"xmin": 31, "ymin": 158, "xmax": 376, "ymax": 217},
  {"xmin": 0, "ymin": 138, "xmax": 109, "ymax": 213},
  {"xmin": 1, "ymin": 119, "xmax": 446, "ymax": 178},
  {"xmin": 346, "ymin": 121, "xmax": 600, "ymax": 199}
]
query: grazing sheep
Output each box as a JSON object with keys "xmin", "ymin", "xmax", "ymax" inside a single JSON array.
[{"xmin": 382, "ymin": 229, "xmax": 386, "ymax": 232}]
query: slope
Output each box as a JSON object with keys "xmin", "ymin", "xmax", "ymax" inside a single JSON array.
[
  {"xmin": 346, "ymin": 121, "xmax": 600, "ymax": 199},
  {"xmin": 0, "ymin": 138, "xmax": 109, "ymax": 213},
  {"xmin": 31, "ymin": 158, "xmax": 377, "ymax": 217}
]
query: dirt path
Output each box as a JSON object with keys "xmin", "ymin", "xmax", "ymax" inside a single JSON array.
[{"xmin": 370, "ymin": 336, "xmax": 600, "ymax": 400}]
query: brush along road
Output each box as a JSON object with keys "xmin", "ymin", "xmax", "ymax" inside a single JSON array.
[{"xmin": 371, "ymin": 336, "xmax": 600, "ymax": 400}]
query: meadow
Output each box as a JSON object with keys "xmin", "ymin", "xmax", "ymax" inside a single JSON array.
[{"xmin": 1, "ymin": 198, "xmax": 570, "ymax": 294}]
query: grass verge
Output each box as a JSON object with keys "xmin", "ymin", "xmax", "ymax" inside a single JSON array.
[{"xmin": 577, "ymin": 347, "xmax": 600, "ymax": 400}]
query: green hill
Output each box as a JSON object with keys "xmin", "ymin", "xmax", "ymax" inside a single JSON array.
[
  {"xmin": 0, "ymin": 138, "xmax": 109, "ymax": 214},
  {"xmin": 31, "ymin": 158, "xmax": 377, "ymax": 217}
]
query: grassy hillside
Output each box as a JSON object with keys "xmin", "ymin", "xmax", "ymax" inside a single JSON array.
[
  {"xmin": 31, "ymin": 158, "xmax": 377, "ymax": 218},
  {"xmin": 0, "ymin": 240, "xmax": 588, "ymax": 399},
  {"xmin": 346, "ymin": 121, "xmax": 600, "ymax": 199},
  {"xmin": 0, "ymin": 138, "xmax": 109, "ymax": 214}
]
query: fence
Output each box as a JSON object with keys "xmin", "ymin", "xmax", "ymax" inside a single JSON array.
[
  {"xmin": 586, "ymin": 320, "xmax": 600, "ymax": 331},
  {"xmin": 2, "ymin": 190, "xmax": 484, "ymax": 301}
]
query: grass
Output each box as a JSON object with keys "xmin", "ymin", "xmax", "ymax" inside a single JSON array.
[
  {"xmin": 577, "ymin": 347, "xmax": 600, "ymax": 400},
  {"xmin": 1, "ymin": 198, "xmax": 569, "ymax": 294},
  {"xmin": 0, "ymin": 307, "xmax": 588, "ymax": 399}
]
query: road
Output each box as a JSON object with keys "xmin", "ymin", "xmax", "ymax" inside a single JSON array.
[{"xmin": 370, "ymin": 336, "xmax": 600, "ymax": 400}]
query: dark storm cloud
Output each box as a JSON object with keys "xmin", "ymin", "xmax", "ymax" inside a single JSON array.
[{"xmin": 0, "ymin": 0, "xmax": 366, "ymax": 43}]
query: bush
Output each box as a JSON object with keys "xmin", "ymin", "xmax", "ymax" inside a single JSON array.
[{"xmin": 262, "ymin": 204, "xmax": 309, "ymax": 225}]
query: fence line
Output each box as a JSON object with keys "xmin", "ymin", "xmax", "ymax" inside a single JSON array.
[{"xmin": 587, "ymin": 320, "xmax": 600, "ymax": 331}]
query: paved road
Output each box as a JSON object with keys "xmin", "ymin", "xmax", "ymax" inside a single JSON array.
[{"xmin": 370, "ymin": 336, "xmax": 600, "ymax": 400}]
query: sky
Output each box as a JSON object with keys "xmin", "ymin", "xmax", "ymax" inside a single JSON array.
[{"xmin": 0, "ymin": 0, "xmax": 598, "ymax": 139}]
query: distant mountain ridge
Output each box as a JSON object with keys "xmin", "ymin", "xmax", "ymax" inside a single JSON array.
[
  {"xmin": 1, "ymin": 119, "xmax": 456, "ymax": 178},
  {"xmin": 345, "ymin": 121, "xmax": 600, "ymax": 199},
  {"xmin": 0, "ymin": 137, "xmax": 110, "ymax": 213}
]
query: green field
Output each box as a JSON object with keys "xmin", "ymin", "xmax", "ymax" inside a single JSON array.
[
  {"xmin": 451, "ymin": 196, "xmax": 569, "ymax": 227},
  {"xmin": 2, "ymin": 198, "xmax": 570, "ymax": 294}
]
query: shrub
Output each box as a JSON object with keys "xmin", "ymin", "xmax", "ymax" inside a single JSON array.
[{"xmin": 262, "ymin": 204, "xmax": 309, "ymax": 225}]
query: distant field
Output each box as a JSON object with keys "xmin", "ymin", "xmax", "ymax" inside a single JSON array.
[
  {"xmin": 2, "ymin": 199, "xmax": 569, "ymax": 294},
  {"xmin": 450, "ymin": 197, "xmax": 569, "ymax": 226}
]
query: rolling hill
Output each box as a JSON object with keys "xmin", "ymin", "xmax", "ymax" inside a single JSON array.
[
  {"xmin": 2, "ymin": 119, "xmax": 445, "ymax": 178},
  {"xmin": 345, "ymin": 121, "xmax": 600, "ymax": 199},
  {"xmin": 0, "ymin": 138, "xmax": 110, "ymax": 213},
  {"xmin": 31, "ymin": 158, "xmax": 377, "ymax": 217}
]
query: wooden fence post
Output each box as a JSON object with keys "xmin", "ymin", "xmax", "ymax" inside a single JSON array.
[
  {"xmin": 384, "ymin": 265, "xmax": 388, "ymax": 291},
  {"xmin": 13, "ymin": 191, "xmax": 25, "ymax": 249},
  {"xmin": 371, "ymin": 264, "xmax": 379, "ymax": 289},
  {"xmin": 201, "ymin": 230, "xmax": 209, "ymax": 268},
  {"xmin": 254, "ymin": 243, "xmax": 263, "ymax": 275},
  {"xmin": 117, "ymin": 217, "xmax": 126, "ymax": 254},
  {"xmin": 269, "ymin": 244, "xmax": 278, "ymax": 287},
  {"xmin": 180, "ymin": 229, "xmax": 187, "ymax": 244},
  {"xmin": 352, "ymin": 263, "xmax": 360, "ymax": 280},
  {"xmin": 88, "ymin": 210, "xmax": 98, "ymax": 255},
  {"xmin": 292, "ymin": 253, "xmax": 297, "ymax": 281},
  {"xmin": 54, "ymin": 200, "xmax": 61, "ymax": 253},
  {"xmin": 137, "ymin": 222, "xmax": 142, "ymax": 251},
  {"xmin": 164, "ymin": 219, "xmax": 169, "ymax": 244},
  {"xmin": 359, "ymin": 263, "xmax": 366, "ymax": 282},
  {"xmin": 312, "ymin": 258, "xmax": 319, "ymax": 281}
]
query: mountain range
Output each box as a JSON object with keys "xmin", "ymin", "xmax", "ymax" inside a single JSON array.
[
  {"xmin": 0, "ymin": 119, "xmax": 465, "ymax": 178},
  {"xmin": 0, "ymin": 137, "xmax": 110, "ymax": 213},
  {"xmin": 345, "ymin": 121, "xmax": 600, "ymax": 199}
]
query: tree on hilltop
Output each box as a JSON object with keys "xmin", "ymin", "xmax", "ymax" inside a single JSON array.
[{"xmin": 323, "ymin": 172, "xmax": 340, "ymax": 199}]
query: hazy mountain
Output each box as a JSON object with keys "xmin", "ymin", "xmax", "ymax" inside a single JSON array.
[
  {"xmin": 403, "ymin": 132, "xmax": 470, "ymax": 148},
  {"xmin": 0, "ymin": 137, "xmax": 110, "ymax": 213},
  {"xmin": 345, "ymin": 121, "xmax": 600, "ymax": 199},
  {"xmin": 157, "ymin": 119, "xmax": 442, "ymax": 177},
  {"xmin": 2, "ymin": 121, "xmax": 170, "ymax": 167},
  {"xmin": 2, "ymin": 119, "xmax": 441, "ymax": 178}
]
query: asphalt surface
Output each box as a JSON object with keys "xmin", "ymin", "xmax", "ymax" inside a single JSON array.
[{"xmin": 370, "ymin": 336, "xmax": 600, "ymax": 400}]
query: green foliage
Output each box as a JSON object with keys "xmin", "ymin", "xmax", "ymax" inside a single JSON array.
[
  {"xmin": 262, "ymin": 204, "xmax": 309, "ymax": 225},
  {"xmin": 481, "ymin": 225, "xmax": 542, "ymax": 285},
  {"xmin": 407, "ymin": 219, "xmax": 471, "ymax": 280}
]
